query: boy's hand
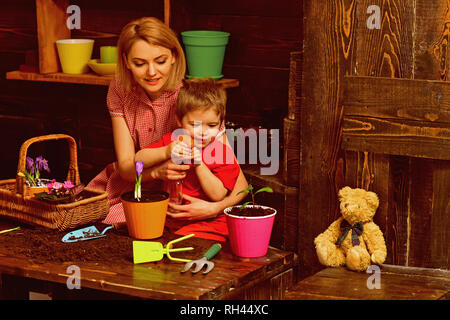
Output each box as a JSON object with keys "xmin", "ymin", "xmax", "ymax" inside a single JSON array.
[{"xmin": 150, "ymin": 159, "xmax": 190, "ymax": 181}]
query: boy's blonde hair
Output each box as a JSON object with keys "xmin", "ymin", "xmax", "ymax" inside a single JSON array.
[
  {"xmin": 176, "ymin": 78, "xmax": 227, "ymax": 122},
  {"xmin": 117, "ymin": 17, "xmax": 186, "ymax": 93}
]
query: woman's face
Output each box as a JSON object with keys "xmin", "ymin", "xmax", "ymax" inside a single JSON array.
[{"xmin": 125, "ymin": 39, "xmax": 175, "ymax": 100}]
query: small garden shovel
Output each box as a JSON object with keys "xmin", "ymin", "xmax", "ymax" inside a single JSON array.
[{"xmin": 62, "ymin": 225, "xmax": 114, "ymax": 243}]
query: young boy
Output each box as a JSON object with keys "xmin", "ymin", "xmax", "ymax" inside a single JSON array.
[{"xmin": 135, "ymin": 78, "xmax": 240, "ymax": 241}]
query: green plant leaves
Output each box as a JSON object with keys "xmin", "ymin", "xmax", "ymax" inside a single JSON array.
[
  {"xmin": 240, "ymin": 201, "xmax": 251, "ymax": 210},
  {"xmin": 237, "ymin": 184, "xmax": 273, "ymax": 210},
  {"xmin": 254, "ymin": 187, "xmax": 273, "ymax": 195},
  {"xmin": 237, "ymin": 184, "xmax": 254, "ymax": 195}
]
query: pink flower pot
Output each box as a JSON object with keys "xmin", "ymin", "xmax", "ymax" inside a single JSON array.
[{"xmin": 224, "ymin": 205, "xmax": 277, "ymax": 258}]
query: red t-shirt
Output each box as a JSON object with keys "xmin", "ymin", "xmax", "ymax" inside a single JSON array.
[
  {"xmin": 147, "ymin": 132, "xmax": 240, "ymax": 201},
  {"xmin": 145, "ymin": 131, "xmax": 240, "ymax": 242}
]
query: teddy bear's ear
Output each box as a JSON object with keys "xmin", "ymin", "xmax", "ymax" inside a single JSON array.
[
  {"xmin": 365, "ymin": 191, "xmax": 380, "ymax": 211},
  {"xmin": 338, "ymin": 186, "xmax": 352, "ymax": 200}
]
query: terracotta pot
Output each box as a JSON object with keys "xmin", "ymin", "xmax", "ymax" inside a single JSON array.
[{"xmin": 121, "ymin": 190, "xmax": 169, "ymax": 239}]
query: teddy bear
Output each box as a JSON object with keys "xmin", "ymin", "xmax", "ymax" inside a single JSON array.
[{"xmin": 314, "ymin": 186, "xmax": 387, "ymax": 272}]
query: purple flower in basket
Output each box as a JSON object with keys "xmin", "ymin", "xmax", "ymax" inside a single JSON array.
[
  {"xmin": 26, "ymin": 157, "xmax": 35, "ymax": 175},
  {"xmin": 23, "ymin": 155, "xmax": 51, "ymax": 186},
  {"xmin": 35, "ymin": 156, "xmax": 50, "ymax": 173}
]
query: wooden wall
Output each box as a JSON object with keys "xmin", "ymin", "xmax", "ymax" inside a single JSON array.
[
  {"xmin": 300, "ymin": 0, "xmax": 450, "ymax": 279},
  {"xmin": 171, "ymin": 0, "xmax": 302, "ymax": 129},
  {"xmin": 0, "ymin": 1, "xmax": 302, "ymax": 184}
]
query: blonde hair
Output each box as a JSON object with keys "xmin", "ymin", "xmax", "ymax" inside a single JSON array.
[
  {"xmin": 117, "ymin": 17, "xmax": 186, "ymax": 93},
  {"xmin": 176, "ymin": 78, "xmax": 227, "ymax": 122}
]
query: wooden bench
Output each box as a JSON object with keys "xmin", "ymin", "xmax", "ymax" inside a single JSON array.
[{"xmin": 285, "ymin": 265, "xmax": 450, "ymax": 300}]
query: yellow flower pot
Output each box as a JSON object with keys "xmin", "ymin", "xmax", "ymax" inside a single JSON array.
[{"xmin": 56, "ymin": 39, "xmax": 94, "ymax": 74}]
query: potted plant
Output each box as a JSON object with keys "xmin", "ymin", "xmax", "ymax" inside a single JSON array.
[
  {"xmin": 18, "ymin": 155, "xmax": 51, "ymax": 196},
  {"xmin": 224, "ymin": 184, "xmax": 277, "ymax": 258},
  {"xmin": 121, "ymin": 161, "xmax": 169, "ymax": 239}
]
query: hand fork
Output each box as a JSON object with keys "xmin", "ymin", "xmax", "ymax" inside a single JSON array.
[{"xmin": 181, "ymin": 243, "xmax": 222, "ymax": 274}]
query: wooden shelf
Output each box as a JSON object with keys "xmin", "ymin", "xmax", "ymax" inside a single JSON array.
[
  {"xmin": 6, "ymin": 70, "xmax": 240, "ymax": 88},
  {"xmin": 8, "ymin": 1, "xmax": 239, "ymax": 89},
  {"xmin": 6, "ymin": 70, "xmax": 113, "ymax": 86}
]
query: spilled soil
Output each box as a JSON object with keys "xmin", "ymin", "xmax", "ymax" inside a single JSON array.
[{"xmin": 0, "ymin": 223, "xmax": 134, "ymax": 264}]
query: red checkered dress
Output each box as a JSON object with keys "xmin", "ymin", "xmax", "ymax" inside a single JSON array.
[{"xmin": 87, "ymin": 76, "xmax": 181, "ymax": 224}]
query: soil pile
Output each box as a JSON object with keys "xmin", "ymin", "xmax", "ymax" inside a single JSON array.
[
  {"xmin": 227, "ymin": 206, "xmax": 275, "ymax": 217},
  {"xmin": 1, "ymin": 223, "xmax": 133, "ymax": 264}
]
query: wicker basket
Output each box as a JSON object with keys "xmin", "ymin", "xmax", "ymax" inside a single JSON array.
[{"xmin": 0, "ymin": 134, "xmax": 109, "ymax": 231}]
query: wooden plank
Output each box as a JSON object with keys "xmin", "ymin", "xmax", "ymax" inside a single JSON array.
[
  {"xmin": 191, "ymin": 14, "xmax": 301, "ymax": 68},
  {"xmin": 408, "ymin": 158, "xmax": 433, "ymax": 267},
  {"xmin": 186, "ymin": 0, "xmax": 302, "ymax": 18},
  {"xmin": 0, "ymin": 3, "xmax": 36, "ymax": 52},
  {"xmin": 385, "ymin": 155, "xmax": 409, "ymax": 266},
  {"xmin": 299, "ymin": 0, "xmax": 357, "ymax": 279},
  {"xmin": 342, "ymin": 115, "xmax": 450, "ymax": 160},
  {"xmin": 355, "ymin": 1, "xmax": 414, "ymax": 79},
  {"xmin": 431, "ymin": 160, "xmax": 450, "ymax": 269},
  {"xmin": 414, "ymin": 0, "xmax": 449, "ymax": 81},
  {"xmin": 36, "ymin": 0, "xmax": 71, "ymax": 74},
  {"xmin": 283, "ymin": 189, "xmax": 299, "ymax": 252},
  {"xmin": 343, "ymin": 76, "xmax": 450, "ymax": 124},
  {"xmin": 6, "ymin": 70, "xmax": 240, "ymax": 88},
  {"xmin": 164, "ymin": 0, "xmax": 170, "ymax": 26},
  {"xmin": 288, "ymin": 51, "xmax": 302, "ymax": 121},
  {"xmin": 347, "ymin": 0, "xmax": 415, "ymax": 272},
  {"xmin": 6, "ymin": 70, "xmax": 113, "ymax": 86},
  {"xmin": 285, "ymin": 266, "xmax": 449, "ymax": 300},
  {"xmin": 342, "ymin": 77, "xmax": 450, "ymax": 160},
  {"xmin": 283, "ymin": 117, "xmax": 299, "ymax": 187},
  {"xmin": 223, "ymin": 65, "xmax": 287, "ymax": 129},
  {"xmin": 414, "ymin": 0, "xmax": 450, "ymax": 271}
]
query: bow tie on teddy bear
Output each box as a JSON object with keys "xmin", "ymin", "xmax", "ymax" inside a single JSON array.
[{"xmin": 336, "ymin": 220, "xmax": 364, "ymax": 247}]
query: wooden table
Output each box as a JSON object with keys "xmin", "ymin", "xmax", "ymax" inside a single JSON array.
[{"xmin": 0, "ymin": 219, "xmax": 297, "ymax": 300}]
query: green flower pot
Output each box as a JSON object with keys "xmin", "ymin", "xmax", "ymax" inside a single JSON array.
[{"xmin": 181, "ymin": 30, "xmax": 230, "ymax": 80}]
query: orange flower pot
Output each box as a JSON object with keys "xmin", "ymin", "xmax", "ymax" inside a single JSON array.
[{"xmin": 121, "ymin": 190, "xmax": 169, "ymax": 239}]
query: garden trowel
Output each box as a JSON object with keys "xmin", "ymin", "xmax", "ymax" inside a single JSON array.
[
  {"xmin": 62, "ymin": 225, "xmax": 114, "ymax": 243},
  {"xmin": 133, "ymin": 233, "xmax": 195, "ymax": 264}
]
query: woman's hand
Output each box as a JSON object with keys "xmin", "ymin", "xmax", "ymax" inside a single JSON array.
[
  {"xmin": 148, "ymin": 159, "xmax": 190, "ymax": 181},
  {"xmin": 167, "ymin": 194, "xmax": 219, "ymax": 220}
]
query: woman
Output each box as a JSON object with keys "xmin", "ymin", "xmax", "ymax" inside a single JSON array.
[{"xmin": 88, "ymin": 17, "xmax": 248, "ymax": 227}]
